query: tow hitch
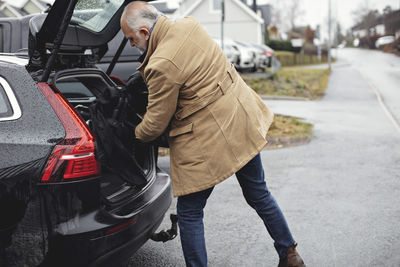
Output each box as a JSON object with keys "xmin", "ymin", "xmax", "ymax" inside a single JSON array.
[{"xmin": 150, "ymin": 214, "xmax": 178, "ymax": 242}]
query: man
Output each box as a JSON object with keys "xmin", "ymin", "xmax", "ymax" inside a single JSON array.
[{"xmin": 120, "ymin": 2, "xmax": 305, "ymax": 267}]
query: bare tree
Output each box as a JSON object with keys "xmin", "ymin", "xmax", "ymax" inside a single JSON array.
[
  {"xmin": 269, "ymin": 0, "xmax": 283, "ymax": 29},
  {"xmin": 269, "ymin": 0, "xmax": 304, "ymax": 32},
  {"xmin": 352, "ymin": 0, "xmax": 373, "ymax": 26},
  {"xmin": 383, "ymin": 5, "xmax": 392, "ymax": 15},
  {"xmin": 286, "ymin": 0, "xmax": 305, "ymax": 30}
]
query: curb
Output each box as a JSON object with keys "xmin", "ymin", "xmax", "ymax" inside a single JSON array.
[{"xmin": 260, "ymin": 95, "xmax": 311, "ymax": 101}]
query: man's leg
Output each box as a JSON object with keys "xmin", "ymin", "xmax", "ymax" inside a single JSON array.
[
  {"xmin": 235, "ymin": 153, "xmax": 296, "ymax": 259},
  {"xmin": 177, "ymin": 187, "xmax": 214, "ymax": 267}
]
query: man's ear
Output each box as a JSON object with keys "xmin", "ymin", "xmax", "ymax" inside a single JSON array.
[{"xmin": 139, "ymin": 27, "xmax": 150, "ymax": 41}]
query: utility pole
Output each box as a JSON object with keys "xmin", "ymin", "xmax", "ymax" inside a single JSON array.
[
  {"xmin": 328, "ymin": 0, "xmax": 332, "ymax": 70},
  {"xmin": 221, "ymin": 0, "xmax": 225, "ymax": 51},
  {"xmin": 335, "ymin": 0, "xmax": 338, "ymax": 59}
]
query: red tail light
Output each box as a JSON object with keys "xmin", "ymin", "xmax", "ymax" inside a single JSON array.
[
  {"xmin": 265, "ymin": 51, "xmax": 273, "ymax": 56},
  {"xmin": 38, "ymin": 82, "xmax": 100, "ymax": 183}
]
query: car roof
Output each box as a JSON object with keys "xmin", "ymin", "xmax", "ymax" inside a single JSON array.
[{"xmin": 0, "ymin": 54, "xmax": 29, "ymax": 66}]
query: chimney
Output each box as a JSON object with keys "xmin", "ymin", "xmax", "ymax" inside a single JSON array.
[{"xmin": 252, "ymin": 0, "xmax": 257, "ymax": 12}]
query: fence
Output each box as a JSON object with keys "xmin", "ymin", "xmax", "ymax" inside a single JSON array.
[{"xmin": 275, "ymin": 51, "xmax": 329, "ymax": 67}]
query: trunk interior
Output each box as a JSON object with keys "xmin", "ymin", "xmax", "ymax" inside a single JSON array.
[{"xmin": 52, "ymin": 69, "xmax": 155, "ymax": 206}]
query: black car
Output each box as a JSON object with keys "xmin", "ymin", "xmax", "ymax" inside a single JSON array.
[
  {"xmin": 0, "ymin": 9, "xmax": 141, "ymax": 82},
  {"xmin": 0, "ymin": 0, "xmax": 173, "ymax": 266}
]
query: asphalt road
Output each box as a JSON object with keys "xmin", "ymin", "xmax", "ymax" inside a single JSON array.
[{"xmin": 127, "ymin": 48, "xmax": 400, "ymax": 266}]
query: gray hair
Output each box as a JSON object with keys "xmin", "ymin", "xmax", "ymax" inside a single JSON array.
[{"xmin": 122, "ymin": 2, "xmax": 162, "ymax": 32}]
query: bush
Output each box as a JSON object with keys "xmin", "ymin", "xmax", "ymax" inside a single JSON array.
[
  {"xmin": 267, "ymin": 40, "xmax": 301, "ymax": 53},
  {"xmin": 382, "ymin": 37, "xmax": 400, "ymax": 56}
]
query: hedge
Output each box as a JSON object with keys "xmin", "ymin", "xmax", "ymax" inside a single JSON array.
[{"xmin": 267, "ymin": 40, "xmax": 301, "ymax": 53}]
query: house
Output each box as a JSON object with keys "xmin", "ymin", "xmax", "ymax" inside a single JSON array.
[
  {"xmin": 0, "ymin": 2, "xmax": 22, "ymax": 17},
  {"xmin": 151, "ymin": 1, "xmax": 177, "ymax": 16},
  {"xmin": 250, "ymin": 3, "xmax": 271, "ymax": 43},
  {"xmin": 0, "ymin": 0, "xmax": 48, "ymax": 18},
  {"xmin": 384, "ymin": 9, "xmax": 400, "ymax": 38},
  {"xmin": 174, "ymin": 0, "xmax": 264, "ymax": 45},
  {"xmin": 20, "ymin": 0, "xmax": 49, "ymax": 15}
]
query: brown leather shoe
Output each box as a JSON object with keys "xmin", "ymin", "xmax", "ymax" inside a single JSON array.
[{"xmin": 278, "ymin": 242, "xmax": 305, "ymax": 267}]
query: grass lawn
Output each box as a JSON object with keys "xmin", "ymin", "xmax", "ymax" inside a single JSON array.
[
  {"xmin": 266, "ymin": 114, "xmax": 313, "ymax": 149},
  {"xmin": 243, "ymin": 67, "xmax": 331, "ymax": 100}
]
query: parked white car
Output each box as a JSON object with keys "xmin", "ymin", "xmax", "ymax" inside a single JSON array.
[
  {"xmin": 222, "ymin": 39, "xmax": 255, "ymax": 71},
  {"xmin": 375, "ymin": 36, "xmax": 395, "ymax": 48},
  {"xmin": 235, "ymin": 41, "xmax": 267, "ymax": 71},
  {"xmin": 252, "ymin": 43, "xmax": 274, "ymax": 67},
  {"xmin": 213, "ymin": 39, "xmax": 240, "ymax": 67}
]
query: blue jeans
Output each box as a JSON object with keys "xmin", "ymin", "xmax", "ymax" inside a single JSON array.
[{"xmin": 177, "ymin": 154, "xmax": 295, "ymax": 267}]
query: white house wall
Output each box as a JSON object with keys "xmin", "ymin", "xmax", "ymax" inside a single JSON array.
[
  {"xmin": 184, "ymin": 0, "xmax": 262, "ymax": 44},
  {"xmin": 176, "ymin": 0, "xmax": 198, "ymax": 15}
]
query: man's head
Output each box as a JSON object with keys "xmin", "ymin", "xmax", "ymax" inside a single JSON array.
[{"xmin": 120, "ymin": 1, "xmax": 161, "ymax": 53}]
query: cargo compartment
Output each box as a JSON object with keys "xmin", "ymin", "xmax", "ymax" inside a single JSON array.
[{"xmin": 51, "ymin": 68, "xmax": 155, "ymax": 205}]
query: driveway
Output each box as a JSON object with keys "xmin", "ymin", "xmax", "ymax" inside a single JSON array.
[{"xmin": 127, "ymin": 48, "xmax": 400, "ymax": 266}]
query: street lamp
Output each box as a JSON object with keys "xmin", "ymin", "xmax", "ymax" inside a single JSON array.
[{"xmin": 328, "ymin": 0, "xmax": 331, "ymax": 70}]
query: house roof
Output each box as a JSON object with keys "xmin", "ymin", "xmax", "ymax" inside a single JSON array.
[
  {"xmin": 0, "ymin": 0, "xmax": 49, "ymax": 17},
  {"xmin": 181, "ymin": 0, "xmax": 263, "ymax": 24},
  {"xmin": 151, "ymin": 2, "xmax": 177, "ymax": 14},
  {"xmin": 257, "ymin": 4, "xmax": 271, "ymax": 25},
  {"xmin": 0, "ymin": 3, "xmax": 23, "ymax": 17}
]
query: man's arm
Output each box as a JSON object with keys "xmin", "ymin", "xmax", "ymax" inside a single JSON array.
[{"xmin": 135, "ymin": 59, "xmax": 182, "ymax": 142}]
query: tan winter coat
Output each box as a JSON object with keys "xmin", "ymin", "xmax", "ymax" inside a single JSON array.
[{"xmin": 135, "ymin": 16, "xmax": 274, "ymax": 196}]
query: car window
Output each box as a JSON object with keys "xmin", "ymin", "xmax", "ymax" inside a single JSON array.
[
  {"xmin": 72, "ymin": 0, "xmax": 124, "ymax": 33},
  {"xmin": 0, "ymin": 79, "xmax": 18, "ymax": 120},
  {"xmin": 56, "ymin": 75, "xmax": 112, "ymax": 100},
  {"xmin": 56, "ymin": 77, "xmax": 97, "ymax": 99},
  {"xmin": 0, "ymin": 84, "xmax": 11, "ymax": 116}
]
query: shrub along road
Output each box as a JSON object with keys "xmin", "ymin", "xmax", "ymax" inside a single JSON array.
[{"xmin": 127, "ymin": 48, "xmax": 400, "ymax": 266}]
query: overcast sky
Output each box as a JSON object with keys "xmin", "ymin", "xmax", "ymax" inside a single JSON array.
[
  {"xmin": 6, "ymin": 0, "xmax": 400, "ymax": 32},
  {"xmin": 295, "ymin": 0, "xmax": 400, "ymax": 29},
  {"xmin": 168, "ymin": 0, "xmax": 400, "ymax": 31}
]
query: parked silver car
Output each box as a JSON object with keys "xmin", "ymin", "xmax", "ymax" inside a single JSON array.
[
  {"xmin": 375, "ymin": 36, "xmax": 395, "ymax": 48},
  {"xmin": 222, "ymin": 40, "xmax": 255, "ymax": 72},
  {"xmin": 252, "ymin": 44, "xmax": 274, "ymax": 67},
  {"xmin": 213, "ymin": 39, "xmax": 240, "ymax": 67},
  {"xmin": 235, "ymin": 41, "xmax": 268, "ymax": 71}
]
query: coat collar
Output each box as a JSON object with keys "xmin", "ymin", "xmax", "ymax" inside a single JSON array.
[{"xmin": 137, "ymin": 16, "xmax": 170, "ymax": 72}]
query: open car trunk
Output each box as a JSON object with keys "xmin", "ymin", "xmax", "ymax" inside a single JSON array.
[
  {"xmin": 51, "ymin": 68, "xmax": 156, "ymax": 206},
  {"xmin": 25, "ymin": 0, "xmax": 161, "ymax": 206}
]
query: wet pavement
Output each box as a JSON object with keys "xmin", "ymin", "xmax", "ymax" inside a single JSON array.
[{"xmin": 127, "ymin": 48, "xmax": 400, "ymax": 266}]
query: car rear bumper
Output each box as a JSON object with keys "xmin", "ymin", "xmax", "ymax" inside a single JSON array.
[{"xmin": 44, "ymin": 172, "xmax": 172, "ymax": 267}]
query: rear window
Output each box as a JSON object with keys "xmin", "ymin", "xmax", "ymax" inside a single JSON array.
[
  {"xmin": 72, "ymin": 0, "xmax": 124, "ymax": 33},
  {"xmin": 56, "ymin": 77, "xmax": 96, "ymax": 99},
  {"xmin": 0, "ymin": 82, "xmax": 14, "ymax": 119},
  {"xmin": 55, "ymin": 75, "xmax": 111, "ymax": 100}
]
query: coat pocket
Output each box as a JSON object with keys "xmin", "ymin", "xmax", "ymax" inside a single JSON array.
[{"xmin": 169, "ymin": 122, "xmax": 193, "ymax": 137}]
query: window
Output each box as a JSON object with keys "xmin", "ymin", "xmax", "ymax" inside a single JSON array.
[
  {"xmin": 56, "ymin": 77, "xmax": 96, "ymax": 99},
  {"xmin": 211, "ymin": 0, "xmax": 222, "ymax": 11},
  {"xmin": 0, "ymin": 84, "xmax": 11, "ymax": 116},
  {"xmin": 0, "ymin": 77, "xmax": 21, "ymax": 121},
  {"xmin": 71, "ymin": 0, "xmax": 124, "ymax": 33},
  {"xmin": 55, "ymin": 74, "xmax": 113, "ymax": 103}
]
